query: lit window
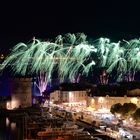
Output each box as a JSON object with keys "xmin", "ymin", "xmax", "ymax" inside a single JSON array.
[{"xmin": 98, "ymin": 97, "xmax": 104, "ymax": 103}]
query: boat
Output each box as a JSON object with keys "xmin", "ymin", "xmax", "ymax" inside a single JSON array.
[
  {"xmin": 37, "ymin": 122, "xmax": 84, "ymax": 137},
  {"xmin": 62, "ymin": 121, "xmax": 84, "ymax": 132},
  {"xmin": 55, "ymin": 137, "xmax": 65, "ymax": 140},
  {"xmin": 37, "ymin": 128, "xmax": 74, "ymax": 137}
]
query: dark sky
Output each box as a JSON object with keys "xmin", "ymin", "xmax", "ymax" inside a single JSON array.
[{"xmin": 0, "ymin": 0, "xmax": 140, "ymax": 53}]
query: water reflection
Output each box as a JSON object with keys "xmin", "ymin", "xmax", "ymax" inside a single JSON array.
[
  {"xmin": 0, "ymin": 117, "xmax": 23, "ymax": 140},
  {"xmin": 11, "ymin": 122, "xmax": 16, "ymax": 130},
  {"xmin": 6, "ymin": 117, "xmax": 10, "ymax": 127}
]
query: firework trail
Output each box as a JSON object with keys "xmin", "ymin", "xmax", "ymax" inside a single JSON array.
[
  {"xmin": 1, "ymin": 33, "xmax": 97, "ymax": 95},
  {"xmin": 1, "ymin": 33, "xmax": 140, "ymax": 88}
]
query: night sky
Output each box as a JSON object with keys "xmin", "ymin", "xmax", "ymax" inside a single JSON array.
[
  {"xmin": 0, "ymin": 0, "xmax": 140, "ymax": 96},
  {"xmin": 0, "ymin": 0, "xmax": 140, "ymax": 54}
]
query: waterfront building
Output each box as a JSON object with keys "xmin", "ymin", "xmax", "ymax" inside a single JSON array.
[
  {"xmin": 88, "ymin": 83, "xmax": 140, "ymax": 111},
  {"xmin": 50, "ymin": 83, "xmax": 92, "ymax": 109},
  {"xmin": 50, "ymin": 82, "xmax": 140, "ymax": 112},
  {"xmin": 0, "ymin": 78, "xmax": 32, "ymax": 109}
]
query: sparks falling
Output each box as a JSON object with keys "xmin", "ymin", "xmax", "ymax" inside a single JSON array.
[
  {"xmin": 0, "ymin": 33, "xmax": 97, "ymax": 95},
  {"xmin": 1, "ymin": 33, "xmax": 140, "ymax": 88}
]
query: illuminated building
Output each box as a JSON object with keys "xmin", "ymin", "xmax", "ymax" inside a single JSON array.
[
  {"xmin": 50, "ymin": 83, "xmax": 91, "ymax": 108},
  {"xmin": 9, "ymin": 78, "xmax": 32, "ymax": 109},
  {"xmin": 0, "ymin": 78, "xmax": 32, "ymax": 109},
  {"xmin": 88, "ymin": 83, "xmax": 140, "ymax": 111}
]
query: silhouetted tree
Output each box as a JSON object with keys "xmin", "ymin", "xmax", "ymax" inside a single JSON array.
[
  {"xmin": 110, "ymin": 103, "xmax": 137, "ymax": 119},
  {"xmin": 110, "ymin": 103, "xmax": 122, "ymax": 115},
  {"xmin": 119, "ymin": 103, "xmax": 137, "ymax": 119},
  {"xmin": 132, "ymin": 108, "xmax": 140, "ymax": 123}
]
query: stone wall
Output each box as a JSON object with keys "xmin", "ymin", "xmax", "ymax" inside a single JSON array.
[
  {"xmin": 88, "ymin": 96, "xmax": 140, "ymax": 111},
  {"xmin": 9, "ymin": 78, "xmax": 32, "ymax": 109},
  {"xmin": 50, "ymin": 90, "xmax": 87, "ymax": 105}
]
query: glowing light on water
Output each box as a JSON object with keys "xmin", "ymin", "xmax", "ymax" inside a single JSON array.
[
  {"xmin": 11, "ymin": 122, "xmax": 16, "ymax": 130},
  {"xmin": 6, "ymin": 117, "xmax": 10, "ymax": 127}
]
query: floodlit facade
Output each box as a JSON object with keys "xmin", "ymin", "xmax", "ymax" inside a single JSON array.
[
  {"xmin": 50, "ymin": 83, "xmax": 140, "ymax": 112},
  {"xmin": 50, "ymin": 90, "xmax": 87, "ymax": 105},
  {"xmin": 87, "ymin": 88, "xmax": 140, "ymax": 111},
  {"xmin": 7, "ymin": 78, "xmax": 32, "ymax": 109}
]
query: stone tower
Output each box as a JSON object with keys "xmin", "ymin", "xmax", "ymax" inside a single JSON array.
[{"xmin": 9, "ymin": 78, "xmax": 32, "ymax": 109}]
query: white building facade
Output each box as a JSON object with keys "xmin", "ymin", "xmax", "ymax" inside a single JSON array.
[{"xmin": 50, "ymin": 90, "xmax": 88, "ymax": 107}]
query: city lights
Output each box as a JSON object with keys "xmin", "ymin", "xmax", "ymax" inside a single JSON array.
[{"xmin": 131, "ymin": 97, "xmax": 138, "ymax": 104}]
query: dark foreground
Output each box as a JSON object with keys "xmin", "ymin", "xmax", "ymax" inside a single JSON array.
[{"xmin": 0, "ymin": 107, "xmax": 115, "ymax": 140}]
